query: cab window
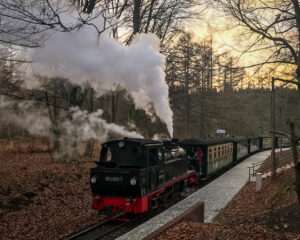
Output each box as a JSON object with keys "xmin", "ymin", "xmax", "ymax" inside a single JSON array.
[
  {"xmin": 107, "ymin": 148, "xmax": 112, "ymax": 161},
  {"xmin": 149, "ymin": 148, "xmax": 158, "ymax": 166},
  {"xmin": 158, "ymin": 148, "xmax": 164, "ymax": 161}
]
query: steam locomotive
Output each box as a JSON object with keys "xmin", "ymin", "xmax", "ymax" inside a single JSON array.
[{"xmin": 90, "ymin": 136, "xmax": 284, "ymax": 221}]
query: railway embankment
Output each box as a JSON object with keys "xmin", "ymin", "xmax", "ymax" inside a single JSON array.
[{"xmin": 154, "ymin": 148, "xmax": 300, "ymax": 240}]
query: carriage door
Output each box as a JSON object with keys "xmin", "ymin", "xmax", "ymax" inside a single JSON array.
[{"xmin": 147, "ymin": 147, "xmax": 164, "ymax": 192}]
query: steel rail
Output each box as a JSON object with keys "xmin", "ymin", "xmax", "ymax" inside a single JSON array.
[{"xmin": 62, "ymin": 217, "xmax": 126, "ymax": 240}]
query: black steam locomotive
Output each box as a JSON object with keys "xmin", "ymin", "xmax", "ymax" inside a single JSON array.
[
  {"xmin": 90, "ymin": 136, "xmax": 286, "ymax": 221},
  {"xmin": 90, "ymin": 138, "xmax": 195, "ymax": 221}
]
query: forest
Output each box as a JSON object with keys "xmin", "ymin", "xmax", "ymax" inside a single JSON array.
[{"xmin": 0, "ymin": 0, "xmax": 299, "ymax": 161}]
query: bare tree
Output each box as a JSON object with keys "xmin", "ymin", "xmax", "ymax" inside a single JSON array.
[
  {"xmin": 0, "ymin": 0, "xmax": 111, "ymax": 50},
  {"xmin": 214, "ymin": 0, "xmax": 300, "ymax": 88},
  {"xmin": 77, "ymin": 0, "xmax": 204, "ymax": 44},
  {"xmin": 166, "ymin": 32, "xmax": 216, "ymax": 137}
]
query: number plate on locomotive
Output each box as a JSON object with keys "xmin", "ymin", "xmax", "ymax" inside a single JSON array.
[{"xmin": 105, "ymin": 176, "xmax": 124, "ymax": 182}]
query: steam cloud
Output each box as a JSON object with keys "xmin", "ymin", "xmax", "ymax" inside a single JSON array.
[
  {"xmin": 66, "ymin": 107, "xmax": 143, "ymax": 141},
  {"xmin": 2, "ymin": 0, "xmax": 174, "ymax": 155},
  {"xmin": 56, "ymin": 107, "xmax": 143, "ymax": 161},
  {"xmin": 30, "ymin": 24, "xmax": 173, "ymax": 135},
  {"xmin": 0, "ymin": 97, "xmax": 51, "ymax": 137},
  {"xmin": 0, "ymin": 96, "xmax": 143, "ymax": 161}
]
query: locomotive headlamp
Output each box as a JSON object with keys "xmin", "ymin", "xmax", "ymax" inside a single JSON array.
[
  {"xmin": 118, "ymin": 141, "xmax": 125, "ymax": 148},
  {"xmin": 130, "ymin": 177, "xmax": 137, "ymax": 186},
  {"xmin": 91, "ymin": 176, "xmax": 97, "ymax": 184}
]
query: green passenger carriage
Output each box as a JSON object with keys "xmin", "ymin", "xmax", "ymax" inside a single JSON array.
[{"xmin": 180, "ymin": 138, "xmax": 233, "ymax": 178}]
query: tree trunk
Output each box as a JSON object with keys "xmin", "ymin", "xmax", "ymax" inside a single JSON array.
[
  {"xmin": 133, "ymin": 0, "xmax": 141, "ymax": 34},
  {"xmin": 291, "ymin": 0, "xmax": 300, "ymax": 92},
  {"xmin": 84, "ymin": 88, "xmax": 95, "ymax": 157},
  {"xmin": 297, "ymin": 67, "xmax": 300, "ymax": 93},
  {"xmin": 52, "ymin": 123, "xmax": 61, "ymax": 153},
  {"xmin": 290, "ymin": 121, "xmax": 300, "ymax": 204},
  {"xmin": 84, "ymin": 140, "xmax": 95, "ymax": 157},
  {"xmin": 145, "ymin": 0, "xmax": 155, "ymax": 33},
  {"xmin": 45, "ymin": 91, "xmax": 61, "ymax": 158}
]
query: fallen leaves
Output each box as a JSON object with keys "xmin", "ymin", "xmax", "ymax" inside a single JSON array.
[{"xmin": 0, "ymin": 152, "xmax": 99, "ymax": 240}]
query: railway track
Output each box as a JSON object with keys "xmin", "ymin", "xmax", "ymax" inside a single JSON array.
[{"xmin": 62, "ymin": 219, "xmax": 126, "ymax": 240}]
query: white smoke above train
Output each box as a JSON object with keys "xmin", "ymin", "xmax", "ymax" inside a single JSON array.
[
  {"xmin": 1, "ymin": 0, "xmax": 174, "ymax": 153},
  {"xmin": 31, "ymin": 29, "xmax": 173, "ymax": 135}
]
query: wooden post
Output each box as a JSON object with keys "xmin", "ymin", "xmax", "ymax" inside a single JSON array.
[{"xmin": 256, "ymin": 173, "xmax": 262, "ymax": 191}]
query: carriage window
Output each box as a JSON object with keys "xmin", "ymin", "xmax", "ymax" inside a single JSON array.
[
  {"xmin": 218, "ymin": 146, "xmax": 221, "ymax": 158},
  {"xmin": 214, "ymin": 148, "xmax": 217, "ymax": 159},
  {"xmin": 222, "ymin": 145, "xmax": 225, "ymax": 157},
  {"xmin": 208, "ymin": 147, "xmax": 212, "ymax": 161}
]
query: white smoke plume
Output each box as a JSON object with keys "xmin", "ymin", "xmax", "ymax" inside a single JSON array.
[
  {"xmin": 3, "ymin": 0, "xmax": 173, "ymax": 145},
  {"xmin": 152, "ymin": 133, "xmax": 170, "ymax": 140},
  {"xmin": 0, "ymin": 97, "xmax": 51, "ymax": 137},
  {"xmin": 29, "ymin": 21, "xmax": 173, "ymax": 135},
  {"xmin": 55, "ymin": 107, "xmax": 144, "ymax": 162},
  {"xmin": 0, "ymin": 95, "xmax": 142, "ymax": 139},
  {"xmin": 65, "ymin": 107, "xmax": 143, "ymax": 141}
]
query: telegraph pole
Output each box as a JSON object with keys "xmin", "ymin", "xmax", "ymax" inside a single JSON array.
[{"xmin": 271, "ymin": 77, "xmax": 276, "ymax": 174}]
